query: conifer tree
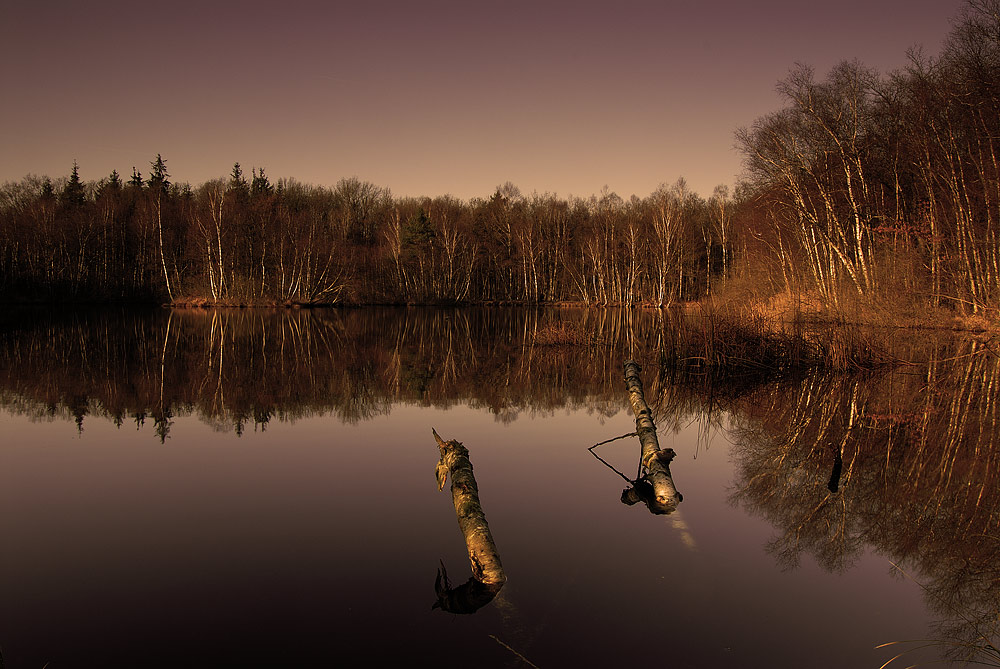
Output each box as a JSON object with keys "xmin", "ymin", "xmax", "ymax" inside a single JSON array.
[
  {"xmin": 96, "ymin": 170, "xmax": 122, "ymax": 199},
  {"xmin": 251, "ymin": 167, "xmax": 272, "ymax": 197},
  {"xmin": 144, "ymin": 154, "xmax": 174, "ymax": 300},
  {"xmin": 40, "ymin": 177, "xmax": 55, "ymax": 200},
  {"xmin": 147, "ymin": 154, "xmax": 170, "ymax": 194},
  {"xmin": 60, "ymin": 160, "xmax": 86, "ymax": 209},
  {"xmin": 229, "ymin": 163, "xmax": 249, "ymax": 196}
]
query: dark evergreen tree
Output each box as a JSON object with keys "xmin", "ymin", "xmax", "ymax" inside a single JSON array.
[
  {"xmin": 229, "ymin": 163, "xmax": 249, "ymax": 196},
  {"xmin": 60, "ymin": 160, "xmax": 87, "ymax": 209},
  {"xmin": 251, "ymin": 167, "xmax": 272, "ymax": 197},
  {"xmin": 147, "ymin": 154, "xmax": 170, "ymax": 194},
  {"xmin": 129, "ymin": 167, "xmax": 143, "ymax": 188},
  {"xmin": 95, "ymin": 172, "xmax": 120, "ymax": 200},
  {"xmin": 40, "ymin": 177, "xmax": 55, "ymax": 200},
  {"xmin": 402, "ymin": 208, "xmax": 435, "ymax": 251}
]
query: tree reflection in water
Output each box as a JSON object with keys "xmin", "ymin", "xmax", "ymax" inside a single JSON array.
[
  {"xmin": 0, "ymin": 307, "xmax": 996, "ymax": 663},
  {"xmin": 0, "ymin": 306, "xmax": 646, "ymax": 435},
  {"xmin": 724, "ymin": 345, "xmax": 1000, "ymax": 665}
]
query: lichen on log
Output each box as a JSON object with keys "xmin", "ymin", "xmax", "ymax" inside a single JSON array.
[
  {"xmin": 432, "ymin": 428, "xmax": 505, "ymax": 613},
  {"xmin": 623, "ymin": 360, "xmax": 683, "ymax": 514}
]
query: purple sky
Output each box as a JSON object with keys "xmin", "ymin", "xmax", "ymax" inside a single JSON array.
[{"xmin": 0, "ymin": 0, "xmax": 965, "ymax": 199}]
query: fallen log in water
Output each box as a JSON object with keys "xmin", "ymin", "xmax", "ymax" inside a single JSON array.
[
  {"xmin": 432, "ymin": 428, "xmax": 505, "ymax": 614},
  {"xmin": 623, "ymin": 360, "xmax": 683, "ymax": 514}
]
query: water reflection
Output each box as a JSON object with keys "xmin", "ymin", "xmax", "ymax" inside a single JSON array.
[
  {"xmin": 720, "ymin": 353, "xmax": 1000, "ymax": 664},
  {"xmin": 0, "ymin": 307, "xmax": 652, "ymax": 435},
  {"xmin": 0, "ymin": 307, "xmax": 996, "ymax": 665}
]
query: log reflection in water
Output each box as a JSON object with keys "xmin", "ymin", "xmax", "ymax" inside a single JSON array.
[
  {"xmin": 432, "ymin": 429, "xmax": 505, "ymax": 614},
  {"xmin": 725, "ymin": 343, "xmax": 1000, "ymax": 664}
]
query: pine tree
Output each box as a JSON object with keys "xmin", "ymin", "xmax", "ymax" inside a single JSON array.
[
  {"xmin": 147, "ymin": 154, "xmax": 170, "ymax": 194},
  {"xmin": 96, "ymin": 170, "xmax": 122, "ymax": 199},
  {"xmin": 40, "ymin": 177, "xmax": 55, "ymax": 200},
  {"xmin": 251, "ymin": 167, "xmax": 273, "ymax": 197},
  {"xmin": 60, "ymin": 160, "xmax": 87, "ymax": 208},
  {"xmin": 229, "ymin": 162, "xmax": 249, "ymax": 196},
  {"xmin": 144, "ymin": 154, "xmax": 174, "ymax": 300}
]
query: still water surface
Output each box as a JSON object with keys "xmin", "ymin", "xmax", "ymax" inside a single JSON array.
[{"xmin": 0, "ymin": 307, "xmax": 994, "ymax": 668}]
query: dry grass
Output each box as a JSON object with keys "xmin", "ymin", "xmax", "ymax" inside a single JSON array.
[
  {"xmin": 169, "ymin": 296, "xmax": 306, "ymax": 308},
  {"xmin": 727, "ymin": 284, "xmax": 1000, "ymax": 333},
  {"xmin": 954, "ymin": 312, "xmax": 999, "ymax": 332},
  {"xmin": 533, "ymin": 298, "xmax": 894, "ymax": 371},
  {"xmin": 662, "ymin": 300, "xmax": 893, "ymax": 372}
]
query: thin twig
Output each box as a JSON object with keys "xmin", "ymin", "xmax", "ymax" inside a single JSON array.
[
  {"xmin": 589, "ymin": 432, "xmax": 638, "ymax": 449},
  {"xmin": 588, "ymin": 432, "xmax": 639, "ymax": 483},
  {"xmin": 489, "ymin": 634, "xmax": 542, "ymax": 668}
]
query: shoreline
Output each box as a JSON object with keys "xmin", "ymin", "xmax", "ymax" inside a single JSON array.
[{"xmin": 3, "ymin": 295, "xmax": 996, "ymax": 334}]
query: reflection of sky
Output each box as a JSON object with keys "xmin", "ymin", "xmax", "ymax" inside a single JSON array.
[{"xmin": 0, "ymin": 402, "xmax": 938, "ymax": 667}]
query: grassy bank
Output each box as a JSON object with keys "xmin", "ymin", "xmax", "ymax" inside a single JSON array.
[{"xmin": 532, "ymin": 290, "xmax": 998, "ymax": 374}]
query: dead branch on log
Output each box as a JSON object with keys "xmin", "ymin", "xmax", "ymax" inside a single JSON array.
[
  {"xmin": 622, "ymin": 360, "xmax": 683, "ymax": 514},
  {"xmin": 588, "ymin": 432, "xmax": 638, "ymax": 483},
  {"xmin": 432, "ymin": 428, "xmax": 505, "ymax": 614}
]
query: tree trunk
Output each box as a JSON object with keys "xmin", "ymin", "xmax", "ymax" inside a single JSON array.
[
  {"xmin": 155, "ymin": 194, "xmax": 174, "ymax": 302},
  {"xmin": 623, "ymin": 361, "xmax": 682, "ymax": 513}
]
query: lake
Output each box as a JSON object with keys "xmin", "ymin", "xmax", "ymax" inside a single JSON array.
[{"xmin": 0, "ymin": 307, "xmax": 995, "ymax": 668}]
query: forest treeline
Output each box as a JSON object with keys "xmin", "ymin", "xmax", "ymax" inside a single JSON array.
[
  {"xmin": 3, "ymin": 0, "xmax": 1000, "ymax": 315},
  {"xmin": 0, "ymin": 159, "xmax": 731, "ymax": 306}
]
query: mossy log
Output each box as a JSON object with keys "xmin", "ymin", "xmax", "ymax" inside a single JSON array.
[
  {"xmin": 623, "ymin": 360, "xmax": 682, "ymax": 514},
  {"xmin": 432, "ymin": 429, "xmax": 505, "ymax": 613}
]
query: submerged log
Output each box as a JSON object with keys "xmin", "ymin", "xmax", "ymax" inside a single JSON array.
[
  {"xmin": 432, "ymin": 428, "xmax": 505, "ymax": 614},
  {"xmin": 623, "ymin": 360, "xmax": 683, "ymax": 514}
]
